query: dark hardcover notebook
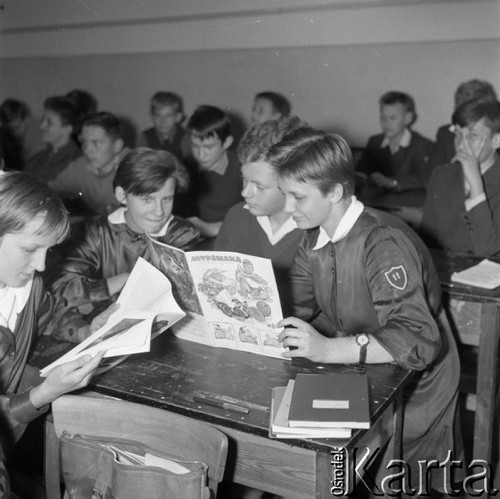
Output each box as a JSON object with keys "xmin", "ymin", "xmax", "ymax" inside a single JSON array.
[{"xmin": 288, "ymin": 373, "xmax": 370, "ymax": 429}]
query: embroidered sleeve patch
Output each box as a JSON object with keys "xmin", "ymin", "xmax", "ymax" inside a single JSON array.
[{"xmin": 384, "ymin": 266, "xmax": 408, "ymax": 290}]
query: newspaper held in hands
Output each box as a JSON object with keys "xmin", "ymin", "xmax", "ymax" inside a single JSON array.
[
  {"xmin": 451, "ymin": 259, "xmax": 500, "ymax": 289},
  {"xmin": 40, "ymin": 257, "xmax": 185, "ymax": 376},
  {"xmin": 147, "ymin": 236, "xmax": 287, "ymax": 359}
]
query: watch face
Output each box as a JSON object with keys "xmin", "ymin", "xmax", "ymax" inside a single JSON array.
[{"xmin": 357, "ymin": 334, "xmax": 369, "ymax": 346}]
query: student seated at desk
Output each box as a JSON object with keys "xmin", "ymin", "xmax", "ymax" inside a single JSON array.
[
  {"xmin": 356, "ymin": 91, "xmax": 434, "ymax": 191},
  {"xmin": 271, "ymin": 129, "xmax": 461, "ymax": 495},
  {"xmin": 0, "ymin": 98, "xmax": 45, "ymax": 165},
  {"xmin": 421, "ymin": 99, "xmax": 500, "ymax": 257},
  {"xmin": 49, "ymin": 112, "xmax": 129, "ymax": 216},
  {"xmin": 182, "ymin": 105, "xmax": 243, "ymax": 239},
  {"xmin": 214, "ymin": 116, "xmax": 305, "ymax": 302},
  {"xmin": 137, "ymin": 91, "xmax": 190, "ymax": 162},
  {"xmin": 51, "ymin": 148, "xmax": 199, "ymax": 309},
  {"xmin": 428, "ymin": 79, "xmax": 497, "ymax": 170},
  {"xmin": 24, "ymin": 96, "xmax": 81, "ymax": 181},
  {"xmin": 0, "ymin": 172, "xmax": 110, "ymax": 477}
]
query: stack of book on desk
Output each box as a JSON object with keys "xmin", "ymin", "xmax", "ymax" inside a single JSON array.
[{"xmin": 270, "ymin": 373, "xmax": 370, "ymax": 439}]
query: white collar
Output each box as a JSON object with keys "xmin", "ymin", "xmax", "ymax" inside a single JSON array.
[
  {"xmin": 108, "ymin": 206, "xmax": 173, "ymax": 237},
  {"xmin": 313, "ymin": 196, "xmax": 364, "ymax": 250},
  {"xmin": 255, "ymin": 213, "xmax": 299, "ymax": 245},
  {"xmin": 0, "ymin": 279, "xmax": 33, "ymax": 331},
  {"xmin": 381, "ymin": 128, "xmax": 412, "ymax": 151}
]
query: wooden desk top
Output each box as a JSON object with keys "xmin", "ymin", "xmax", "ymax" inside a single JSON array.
[
  {"xmin": 31, "ymin": 333, "xmax": 411, "ymax": 454},
  {"xmin": 430, "ymin": 249, "xmax": 500, "ymax": 303}
]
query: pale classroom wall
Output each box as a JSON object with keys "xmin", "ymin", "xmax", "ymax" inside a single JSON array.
[{"xmin": 0, "ymin": 0, "xmax": 498, "ymax": 147}]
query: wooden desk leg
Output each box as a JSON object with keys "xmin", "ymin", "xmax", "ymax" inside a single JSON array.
[
  {"xmin": 392, "ymin": 392, "xmax": 403, "ymax": 462},
  {"xmin": 44, "ymin": 413, "xmax": 61, "ymax": 499},
  {"xmin": 475, "ymin": 305, "xmax": 500, "ymax": 467}
]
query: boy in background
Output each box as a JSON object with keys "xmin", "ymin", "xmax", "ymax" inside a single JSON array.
[
  {"xmin": 49, "ymin": 112, "xmax": 129, "ymax": 216},
  {"xmin": 421, "ymin": 99, "xmax": 500, "ymax": 257},
  {"xmin": 429, "ymin": 79, "xmax": 497, "ymax": 169},
  {"xmin": 137, "ymin": 91, "xmax": 190, "ymax": 161},
  {"xmin": 0, "ymin": 98, "xmax": 45, "ymax": 165},
  {"xmin": 356, "ymin": 91, "xmax": 434, "ymax": 191},
  {"xmin": 184, "ymin": 105, "xmax": 243, "ymax": 239},
  {"xmin": 24, "ymin": 96, "xmax": 80, "ymax": 181},
  {"xmin": 251, "ymin": 91, "xmax": 291, "ymax": 125}
]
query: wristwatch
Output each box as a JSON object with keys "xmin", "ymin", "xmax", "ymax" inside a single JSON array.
[{"xmin": 355, "ymin": 334, "xmax": 370, "ymax": 364}]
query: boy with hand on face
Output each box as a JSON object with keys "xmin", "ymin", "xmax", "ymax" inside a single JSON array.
[
  {"xmin": 137, "ymin": 91, "xmax": 191, "ymax": 162},
  {"xmin": 183, "ymin": 105, "xmax": 243, "ymax": 239},
  {"xmin": 357, "ymin": 91, "xmax": 434, "ymax": 191},
  {"xmin": 421, "ymin": 99, "xmax": 500, "ymax": 257},
  {"xmin": 49, "ymin": 112, "xmax": 129, "ymax": 216}
]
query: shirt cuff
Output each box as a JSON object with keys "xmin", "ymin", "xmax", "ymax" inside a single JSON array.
[
  {"xmin": 88, "ymin": 279, "xmax": 111, "ymax": 302},
  {"xmin": 8, "ymin": 391, "xmax": 49, "ymax": 424},
  {"xmin": 465, "ymin": 193, "xmax": 486, "ymax": 212}
]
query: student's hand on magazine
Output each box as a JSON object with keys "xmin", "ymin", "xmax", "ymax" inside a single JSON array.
[
  {"xmin": 89, "ymin": 303, "xmax": 120, "ymax": 334},
  {"xmin": 30, "ymin": 352, "xmax": 105, "ymax": 408},
  {"xmin": 107, "ymin": 273, "xmax": 130, "ymax": 296},
  {"xmin": 277, "ymin": 317, "xmax": 334, "ymax": 362}
]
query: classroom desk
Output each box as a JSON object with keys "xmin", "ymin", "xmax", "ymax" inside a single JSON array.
[
  {"xmin": 431, "ymin": 249, "xmax": 500, "ymax": 466},
  {"xmin": 31, "ymin": 333, "xmax": 412, "ymax": 498},
  {"xmin": 357, "ymin": 185, "xmax": 425, "ymax": 227}
]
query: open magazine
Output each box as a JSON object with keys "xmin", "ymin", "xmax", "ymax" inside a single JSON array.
[
  {"xmin": 40, "ymin": 257, "xmax": 185, "ymax": 376},
  {"xmin": 147, "ymin": 236, "xmax": 287, "ymax": 359}
]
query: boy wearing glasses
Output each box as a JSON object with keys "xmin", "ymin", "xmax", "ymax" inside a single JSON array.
[{"xmin": 421, "ymin": 99, "xmax": 500, "ymax": 257}]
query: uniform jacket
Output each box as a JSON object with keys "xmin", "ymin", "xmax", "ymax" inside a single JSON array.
[
  {"xmin": 421, "ymin": 154, "xmax": 500, "ymax": 257},
  {"xmin": 51, "ymin": 215, "xmax": 200, "ymax": 304},
  {"xmin": 289, "ymin": 207, "xmax": 460, "ymax": 472},
  {"xmin": 0, "ymin": 276, "xmax": 86, "ymax": 442}
]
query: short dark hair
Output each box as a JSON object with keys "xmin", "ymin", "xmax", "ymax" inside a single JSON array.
[
  {"xmin": 150, "ymin": 92, "xmax": 184, "ymax": 115},
  {"xmin": 452, "ymin": 99, "xmax": 500, "ymax": 134},
  {"xmin": 267, "ymin": 127, "xmax": 355, "ymax": 198},
  {"xmin": 255, "ymin": 92, "xmax": 291, "ymax": 118},
  {"xmin": 0, "ymin": 99, "xmax": 30, "ymax": 124},
  {"xmin": 66, "ymin": 89, "xmax": 98, "ymax": 118},
  {"xmin": 454, "ymin": 80, "xmax": 497, "ymax": 109},
  {"xmin": 187, "ymin": 105, "xmax": 231, "ymax": 142},
  {"xmin": 44, "ymin": 96, "xmax": 79, "ymax": 129},
  {"xmin": 113, "ymin": 147, "xmax": 189, "ymax": 195},
  {"xmin": 0, "ymin": 171, "xmax": 69, "ymax": 241},
  {"xmin": 379, "ymin": 91, "xmax": 416, "ymax": 124},
  {"xmin": 82, "ymin": 112, "xmax": 122, "ymax": 141},
  {"xmin": 237, "ymin": 115, "xmax": 307, "ymax": 164}
]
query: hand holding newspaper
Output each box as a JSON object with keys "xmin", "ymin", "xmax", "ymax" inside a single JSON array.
[{"xmin": 40, "ymin": 258, "xmax": 185, "ymax": 376}]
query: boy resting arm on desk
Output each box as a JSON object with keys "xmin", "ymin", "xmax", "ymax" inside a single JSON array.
[
  {"xmin": 421, "ymin": 99, "xmax": 500, "ymax": 257},
  {"xmin": 268, "ymin": 128, "xmax": 461, "ymax": 495}
]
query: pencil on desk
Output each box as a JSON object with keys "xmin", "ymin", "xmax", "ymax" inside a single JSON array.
[{"xmin": 193, "ymin": 395, "xmax": 250, "ymax": 414}]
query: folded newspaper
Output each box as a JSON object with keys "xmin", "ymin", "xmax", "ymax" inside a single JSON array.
[
  {"xmin": 40, "ymin": 257, "xmax": 185, "ymax": 376},
  {"xmin": 146, "ymin": 236, "xmax": 288, "ymax": 359},
  {"xmin": 451, "ymin": 259, "xmax": 500, "ymax": 289}
]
